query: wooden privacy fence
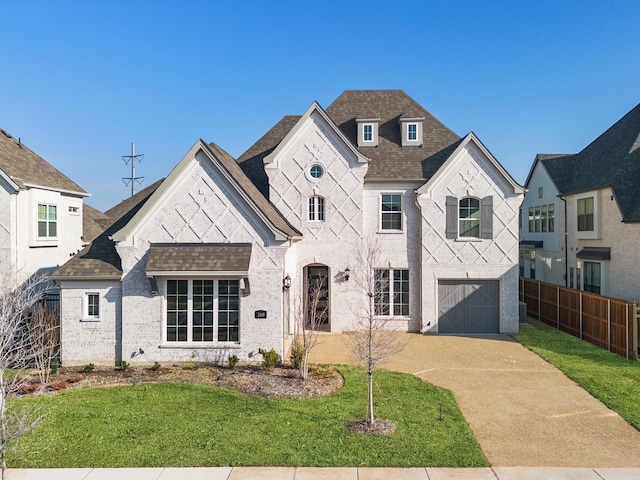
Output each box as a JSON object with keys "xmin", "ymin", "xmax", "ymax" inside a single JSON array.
[{"xmin": 519, "ymin": 278, "xmax": 638, "ymax": 360}]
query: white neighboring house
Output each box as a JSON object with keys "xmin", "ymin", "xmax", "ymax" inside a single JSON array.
[
  {"xmin": 520, "ymin": 101, "xmax": 640, "ymax": 302},
  {"xmin": 53, "ymin": 90, "xmax": 524, "ymax": 366},
  {"xmin": 0, "ymin": 127, "xmax": 89, "ymax": 284}
]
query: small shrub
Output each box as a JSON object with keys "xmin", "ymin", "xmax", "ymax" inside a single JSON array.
[
  {"xmin": 151, "ymin": 362, "xmax": 161, "ymax": 372},
  {"xmin": 118, "ymin": 360, "xmax": 130, "ymax": 371},
  {"xmin": 290, "ymin": 343, "xmax": 305, "ymax": 370},
  {"xmin": 82, "ymin": 363, "xmax": 95, "ymax": 373},
  {"xmin": 258, "ymin": 348, "xmax": 279, "ymax": 371},
  {"xmin": 49, "ymin": 381, "xmax": 69, "ymax": 391},
  {"xmin": 228, "ymin": 355, "xmax": 239, "ymax": 369},
  {"xmin": 50, "ymin": 357, "xmax": 59, "ymax": 375}
]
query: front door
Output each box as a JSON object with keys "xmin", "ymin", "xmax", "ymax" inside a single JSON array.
[{"xmin": 305, "ymin": 265, "xmax": 330, "ymax": 332}]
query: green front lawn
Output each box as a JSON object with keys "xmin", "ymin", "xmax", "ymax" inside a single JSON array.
[
  {"xmin": 9, "ymin": 366, "xmax": 487, "ymax": 468},
  {"xmin": 515, "ymin": 320, "xmax": 640, "ymax": 430}
]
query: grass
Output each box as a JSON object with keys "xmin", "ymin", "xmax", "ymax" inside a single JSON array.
[
  {"xmin": 8, "ymin": 366, "xmax": 487, "ymax": 468},
  {"xmin": 515, "ymin": 320, "xmax": 640, "ymax": 430}
]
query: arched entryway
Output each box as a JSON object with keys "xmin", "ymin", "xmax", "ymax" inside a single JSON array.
[{"xmin": 304, "ymin": 264, "xmax": 330, "ymax": 332}]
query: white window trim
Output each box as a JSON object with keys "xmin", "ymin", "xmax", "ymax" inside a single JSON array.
[
  {"xmin": 374, "ymin": 268, "xmax": 410, "ymax": 318},
  {"xmin": 68, "ymin": 205, "xmax": 80, "ymax": 215},
  {"xmin": 379, "ymin": 192, "xmax": 403, "ymax": 233},
  {"xmin": 37, "ymin": 203, "xmax": 58, "ymax": 240},
  {"xmin": 407, "ymin": 123, "xmax": 418, "ymax": 141},
  {"xmin": 163, "ymin": 278, "xmax": 240, "ymax": 345},
  {"xmin": 575, "ymin": 193, "xmax": 600, "ymax": 240},
  {"xmin": 363, "ymin": 123, "xmax": 374, "ymax": 142},
  {"xmin": 83, "ymin": 292, "xmax": 100, "ymax": 322},
  {"xmin": 308, "ymin": 195, "xmax": 325, "ymax": 222},
  {"xmin": 458, "ymin": 197, "xmax": 481, "ymax": 239}
]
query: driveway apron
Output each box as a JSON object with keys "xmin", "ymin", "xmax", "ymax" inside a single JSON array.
[{"xmin": 309, "ymin": 333, "xmax": 640, "ymax": 467}]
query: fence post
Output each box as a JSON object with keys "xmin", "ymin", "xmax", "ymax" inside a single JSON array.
[
  {"xmin": 633, "ymin": 302, "xmax": 639, "ymax": 360},
  {"xmin": 557, "ymin": 285, "xmax": 560, "ymax": 329},
  {"xmin": 579, "ymin": 291, "xmax": 583, "ymax": 340},
  {"xmin": 607, "ymin": 298, "xmax": 611, "ymax": 353},
  {"xmin": 538, "ymin": 280, "xmax": 541, "ymax": 321}
]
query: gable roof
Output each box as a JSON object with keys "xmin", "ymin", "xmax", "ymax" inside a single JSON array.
[
  {"xmin": 537, "ymin": 101, "xmax": 640, "ymax": 222},
  {"xmin": 82, "ymin": 204, "xmax": 112, "ymax": 244},
  {"xmin": 51, "ymin": 180, "xmax": 163, "ymax": 280},
  {"xmin": 0, "ymin": 127, "xmax": 88, "ymax": 196},
  {"xmin": 112, "ymin": 140, "xmax": 300, "ymax": 243},
  {"xmin": 237, "ymin": 90, "xmax": 463, "ymax": 191}
]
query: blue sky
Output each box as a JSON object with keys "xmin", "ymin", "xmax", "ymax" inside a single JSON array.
[{"xmin": 1, "ymin": 0, "xmax": 639, "ymax": 210}]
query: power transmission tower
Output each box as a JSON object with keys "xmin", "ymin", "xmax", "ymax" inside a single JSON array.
[{"xmin": 122, "ymin": 143, "xmax": 144, "ymax": 196}]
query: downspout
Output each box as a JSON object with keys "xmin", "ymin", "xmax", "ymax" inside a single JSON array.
[
  {"xmin": 561, "ymin": 195, "xmax": 568, "ymax": 287},
  {"xmin": 413, "ymin": 191, "xmax": 423, "ymax": 333}
]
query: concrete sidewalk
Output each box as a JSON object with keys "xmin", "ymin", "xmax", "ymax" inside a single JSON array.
[{"xmin": 7, "ymin": 467, "xmax": 640, "ymax": 479}]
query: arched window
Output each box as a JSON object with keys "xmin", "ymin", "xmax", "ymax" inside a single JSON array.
[
  {"xmin": 308, "ymin": 196, "xmax": 325, "ymax": 222},
  {"xmin": 459, "ymin": 197, "xmax": 480, "ymax": 238}
]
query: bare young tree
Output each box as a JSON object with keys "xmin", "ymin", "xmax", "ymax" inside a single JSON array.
[
  {"xmin": 291, "ymin": 270, "xmax": 329, "ymax": 381},
  {"xmin": 0, "ymin": 274, "xmax": 51, "ymax": 479},
  {"xmin": 347, "ymin": 236, "xmax": 405, "ymax": 426},
  {"xmin": 26, "ymin": 306, "xmax": 60, "ymax": 387}
]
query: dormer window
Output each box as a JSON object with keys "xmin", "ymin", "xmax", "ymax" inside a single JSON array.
[
  {"xmin": 399, "ymin": 111, "xmax": 424, "ymax": 147},
  {"xmin": 356, "ymin": 108, "xmax": 380, "ymax": 147}
]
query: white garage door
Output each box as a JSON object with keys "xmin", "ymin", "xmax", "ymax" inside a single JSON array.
[{"xmin": 438, "ymin": 280, "xmax": 500, "ymax": 334}]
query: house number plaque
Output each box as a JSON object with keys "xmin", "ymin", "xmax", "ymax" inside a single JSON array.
[{"xmin": 254, "ymin": 310, "xmax": 267, "ymax": 319}]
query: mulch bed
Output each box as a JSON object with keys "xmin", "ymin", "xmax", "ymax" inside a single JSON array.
[{"xmin": 17, "ymin": 363, "xmax": 344, "ymax": 399}]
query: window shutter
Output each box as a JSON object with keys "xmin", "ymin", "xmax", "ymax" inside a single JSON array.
[
  {"xmin": 445, "ymin": 196, "xmax": 458, "ymax": 239},
  {"xmin": 480, "ymin": 196, "xmax": 493, "ymax": 239}
]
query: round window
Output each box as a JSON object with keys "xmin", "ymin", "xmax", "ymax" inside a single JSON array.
[{"xmin": 310, "ymin": 164, "xmax": 324, "ymax": 179}]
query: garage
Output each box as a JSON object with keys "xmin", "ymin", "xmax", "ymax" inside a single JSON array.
[{"xmin": 438, "ymin": 280, "xmax": 500, "ymax": 334}]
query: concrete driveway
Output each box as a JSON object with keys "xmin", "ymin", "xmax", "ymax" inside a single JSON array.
[{"xmin": 309, "ymin": 333, "xmax": 640, "ymax": 467}]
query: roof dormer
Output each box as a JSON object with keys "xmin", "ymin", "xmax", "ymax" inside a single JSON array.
[
  {"xmin": 399, "ymin": 109, "xmax": 424, "ymax": 147},
  {"xmin": 356, "ymin": 107, "xmax": 380, "ymax": 147}
]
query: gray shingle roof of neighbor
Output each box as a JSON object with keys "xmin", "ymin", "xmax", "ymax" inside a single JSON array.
[
  {"xmin": 51, "ymin": 180, "xmax": 164, "ymax": 280},
  {"xmin": 82, "ymin": 204, "xmax": 111, "ymax": 244},
  {"xmin": 539, "ymin": 101, "xmax": 640, "ymax": 222},
  {"xmin": 146, "ymin": 243, "xmax": 252, "ymax": 273},
  {"xmin": 0, "ymin": 127, "xmax": 87, "ymax": 195},
  {"xmin": 237, "ymin": 90, "xmax": 463, "ymax": 194}
]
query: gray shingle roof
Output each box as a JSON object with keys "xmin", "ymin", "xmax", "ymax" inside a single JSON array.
[
  {"xmin": 82, "ymin": 204, "xmax": 111, "ymax": 244},
  {"xmin": 237, "ymin": 90, "xmax": 462, "ymax": 192},
  {"xmin": 51, "ymin": 180, "xmax": 164, "ymax": 280},
  {"xmin": 0, "ymin": 127, "xmax": 87, "ymax": 195},
  {"xmin": 146, "ymin": 243, "xmax": 252, "ymax": 273},
  {"xmin": 539, "ymin": 102, "xmax": 640, "ymax": 222}
]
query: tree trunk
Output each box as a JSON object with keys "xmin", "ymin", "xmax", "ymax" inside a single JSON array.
[{"xmin": 368, "ymin": 369, "xmax": 374, "ymax": 425}]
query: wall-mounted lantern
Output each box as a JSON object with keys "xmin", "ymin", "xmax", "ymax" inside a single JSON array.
[
  {"xmin": 283, "ymin": 275, "xmax": 291, "ymax": 290},
  {"xmin": 344, "ymin": 267, "xmax": 350, "ymax": 281}
]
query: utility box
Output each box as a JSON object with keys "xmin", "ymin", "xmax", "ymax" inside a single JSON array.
[{"xmin": 519, "ymin": 301, "xmax": 528, "ymax": 323}]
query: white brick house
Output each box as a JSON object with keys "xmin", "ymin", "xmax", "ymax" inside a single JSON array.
[
  {"xmin": 0, "ymin": 127, "xmax": 88, "ymax": 284},
  {"xmin": 520, "ymin": 101, "xmax": 640, "ymax": 302},
  {"xmin": 53, "ymin": 90, "xmax": 524, "ymax": 366}
]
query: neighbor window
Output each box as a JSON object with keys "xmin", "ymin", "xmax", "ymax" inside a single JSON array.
[
  {"xmin": 534, "ymin": 206, "xmax": 541, "ymax": 232},
  {"xmin": 583, "ymin": 262, "xmax": 601, "ymax": 294},
  {"xmin": 407, "ymin": 123, "xmax": 417, "ymax": 141},
  {"xmin": 374, "ymin": 269, "xmax": 409, "ymax": 316},
  {"xmin": 577, "ymin": 197, "xmax": 594, "ymax": 231},
  {"xmin": 37, "ymin": 204, "xmax": 57, "ymax": 238},
  {"xmin": 381, "ymin": 194, "xmax": 402, "ymax": 230},
  {"xmin": 538, "ymin": 187, "xmax": 543, "ymax": 198},
  {"xmin": 363, "ymin": 124, "xmax": 373, "ymax": 142},
  {"xmin": 528, "ymin": 207, "xmax": 534, "ymax": 233},
  {"xmin": 541, "ymin": 205, "xmax": 548, "ymax": 232},
  {"xmin": 86, "ymin": 293, "xmax": 99, "ymax": 319},
  {"xmin": 166, "ymin": 279, "xmax": 239, "ymax": 343},
  {"xmin": 308, "ymin": 196, "xmax": 325, "ymax": 222},
  {"xmin": 459, "ymin": 197, "xmax": 480, "ymax": 238},
  {"xmin": 548, "ymin": 204, "xmax": 555, "ymax": 232}
]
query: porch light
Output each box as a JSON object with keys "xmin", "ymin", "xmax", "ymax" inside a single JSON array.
[
  {"xmin": 344, "ymin": 267, "xmax": 350, "ymax": 281},
  {"xmin": 283, "ymin": 275, "xmax": 291, "ymax": 290}
]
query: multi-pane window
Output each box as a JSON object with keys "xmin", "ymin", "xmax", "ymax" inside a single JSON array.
[
  {"xmin": 528, "ymin": 203, "xmax": 554, "ymax": 233},
  {"xmin": 374, "ymin": 269, "xmax": 409, "ymax": 316},
  {"xmin": 363, "ymin": 124, "xmax": 373, "ymax": 142},
  {"xmin": 459, "ymin": 197, "xmax": 480, "ymax": 238},
  {"xmin": 166, "ymin": 279, "xmax": 239, "ymax": 343},
  {"xmin": 541, "ymin": 205, "xmax": 547, "ymax": 232},
  {"xmin": 548, "ymin": 204, "xmax": 555, "ymax": 232},
  {"xmin": 381, "ymin": 194, "xmax": 402, "ymax": 230},
  {"xmin": 534, "ymin": 206, "xmax": 541, "ymax": 232},
  {"xmin": 308, "ymin": 196, "xmax": 325, "ymax": 222},
  {"xmin": 408, "ymin": 123, "xmax": 417, "ymax": 141},
  {"xmin": 310, "ymin": 164, "xmax": 324, "ymax": 179},
  {"xmin": 583, "ymin": 262, "xmax": 601, "ymax": 294},
  {"xmin": 86, "ymin": 293, "xmax": 99, "ymax": 318},
  {"xmin": 528, "ymin": 207, "xmax": 534, "ymax": 232},
  {"xmin": 38, "ymin": 204, "xmax": 57, "ymax": 238},
  {"xmin": 577, "ymin": 197, "xmax": 594, "ymax": 231}
]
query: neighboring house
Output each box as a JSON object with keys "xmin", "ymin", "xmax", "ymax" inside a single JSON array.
[
  {"xmin": 0, "ymin": 127, "xmax": 89, "ymax": 284},
  {"xmin": 520, "ymin": 101, "xmax": 640, "ymax": 302},
  {"xmin": 53, "ymin": 90, "xmax": 524, "ymax": 366}
]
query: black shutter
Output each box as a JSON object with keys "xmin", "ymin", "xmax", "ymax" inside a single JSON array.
[
  {"xmin": 445, "ymin": 196, "xmax": 458, "ymax": 239},
  {"xmin": 480, "ymin": 196, "xmax": 493, "ymax": 239}
]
